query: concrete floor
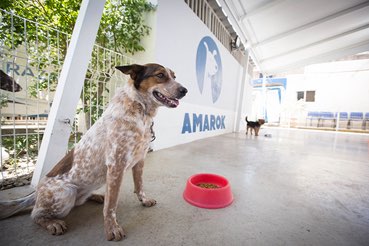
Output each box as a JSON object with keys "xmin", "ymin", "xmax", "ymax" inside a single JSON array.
[{"xmin": 0, "ymin": 127, "xmax": 369, "ymax": 246}]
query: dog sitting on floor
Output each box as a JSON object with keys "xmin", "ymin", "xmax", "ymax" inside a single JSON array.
[
  {"xmin": 245, "ymin": 116, "xmax": 265, "ymax": 136},
  {"xmin": 0, "ymin": 63, "xmax": 187, "ymax": 241}
]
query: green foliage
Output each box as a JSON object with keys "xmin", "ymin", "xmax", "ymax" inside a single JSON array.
[
  {"xmin": 0, "ymin": 0, "xmax": 155, "ymax": 54},
  {"xmin": 100, "ymin": 0, "xmax": 155, "ymax": 53},
  {"xmin": 79, "ymin": 70, "xmax": 110, "ymax": 127},
  {"xmin": 2, "ymin": 135, "xmax": 40, "ymax": 164},
  {"xmin": 0, "ymin": 94, "xmax": 8, "ymax": 108}
]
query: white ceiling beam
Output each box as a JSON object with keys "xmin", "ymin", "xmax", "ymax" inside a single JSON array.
[
  {"xmin": 261, "ymin": 23, "xmax": 369, "ymax": 62},
  {"xmin": 239, "ymin": 0, "xmax": 287, "ymax": 20},
  {"xmin": 263, "ymin": 40, "xmax": 369, "ymax": 74},
  {"xmin": 256, "ymin": 1, "xmax": 369, "ymax": 47}
]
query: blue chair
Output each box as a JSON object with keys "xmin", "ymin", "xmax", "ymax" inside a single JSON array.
[
  {"xmin": 320, "ymin": 112, "xmax": 335, "ymax": 128},
  {"xmin": 339, "ymin": 112, "xmax": 348, "ymax": 119},
  {"xmin": 350, "ymin": 112, "xmax": 363, "ymax": 120},
  {"xmin": 307, "ymin": 111, "xmax": 320, "ymax": 127},
  {"xmin": 348, "ymin": 112, "xmax": 363, "ymax": 129}
]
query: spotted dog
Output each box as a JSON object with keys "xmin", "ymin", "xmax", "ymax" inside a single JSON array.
[
  {"xmin": 0, "ymin": 63, "xmax": 188, "ymax": 241},
  {"xmin": 245, "ymin": 116, "xmax": 265, "ymax": 136}
]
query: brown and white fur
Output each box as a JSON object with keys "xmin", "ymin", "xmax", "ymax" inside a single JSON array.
[
  {"xmin": 0, "ymin": 63, "xmax": 187, "ymax": 241},
  {"xmin": 245, "ymin": 116, "xmax": 265, "ymax": 136}
]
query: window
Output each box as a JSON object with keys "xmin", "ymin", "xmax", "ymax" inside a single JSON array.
[
  {"xmin": 297, "ymin": 91, "xmax": 304, "ymax": 100},
  {"xmin": 306, "ymin": 91, "xmax": 315, "ymax": 102},
  {"xmin": 296, "ymin": 90, "xmax": 316, "ymax": 102}
]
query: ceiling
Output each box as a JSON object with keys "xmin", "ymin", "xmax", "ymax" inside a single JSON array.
[{"xmin": 215, "ymin": 0, "xmax": 369, "ymax": 75}]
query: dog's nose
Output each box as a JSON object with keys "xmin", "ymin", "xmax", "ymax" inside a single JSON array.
[{"xmin": 178, "ymin": 86, "xmax": 188, "ymax": 98}]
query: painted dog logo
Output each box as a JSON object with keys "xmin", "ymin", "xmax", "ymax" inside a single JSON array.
[{"xmin": 196, "ymin": 36, "xmax": 222, "ymax": 103}]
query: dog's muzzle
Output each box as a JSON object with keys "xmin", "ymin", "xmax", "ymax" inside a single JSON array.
[{"xmin": 153, "ymin": 86, "xmax": 188, "ymax": 108}]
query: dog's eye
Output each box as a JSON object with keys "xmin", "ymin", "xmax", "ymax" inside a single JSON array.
[{"xmin": 156, "ymin": 73, "xmax": 164, "ymax": 79}]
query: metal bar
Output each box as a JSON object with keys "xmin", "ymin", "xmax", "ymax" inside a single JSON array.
[
  {"xmin": 23, "ymin": 18, "xmax": 30, "ymax": 174},
  {"xmin": 35, "ymin": 23, "xmax": 41, "ymax": 164},
  {"xmin": 10, "ymin": 12, "xmax": 18, "ymax": 178},
  {"xmin": 239, "ymin": 0, "xmax": 287, "ymax": 20}
]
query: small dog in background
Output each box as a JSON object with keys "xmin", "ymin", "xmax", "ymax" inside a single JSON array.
[{"xmin": 245, "ymin": 116, "xmax": 265, "ymax": 136}]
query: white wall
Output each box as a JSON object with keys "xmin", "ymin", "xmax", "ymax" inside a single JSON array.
[
  {"xmin": 131, "ymin": 0, "xmax": 158, "ymax": 63},
  {"xmin": 151, "ymin": 0, "xmax": 245, "ymax": 150},
  {"xmin": 281, "ymin": 59, "xmax": 369, "ymax": 124}
]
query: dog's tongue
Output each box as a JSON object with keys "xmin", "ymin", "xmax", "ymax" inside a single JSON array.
[{"xmin": 169, "ymin": 98, "xmax": 179, "ymax": 108}]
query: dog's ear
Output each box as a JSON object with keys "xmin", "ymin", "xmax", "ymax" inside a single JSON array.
[
  {"xmin": 115, "ymin": 64, "xmax": 145, "ymax": 81},
  {"xmin": 0, "ymin": 70, "xmax": 22, "ymax": 92}
]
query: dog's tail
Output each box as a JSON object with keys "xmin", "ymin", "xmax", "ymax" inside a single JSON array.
[
  {"xmin": 245, "ymin": 116, "xmax": 249, "ymax": 123},
  {"xmin": 0, "ymin": 191, "xmax": 36, "ymax": 219}
]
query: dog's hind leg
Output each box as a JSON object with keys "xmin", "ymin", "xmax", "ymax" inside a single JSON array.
[
  {"xmin": 132, "ymin": 160, "xmax": 157, "ymax": 207},
  {"xmin": 31, "ymin": 179, "xmax": 77, "ymax": 235}
]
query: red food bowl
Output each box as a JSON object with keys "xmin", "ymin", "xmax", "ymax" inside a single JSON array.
[{"xmin": 183, "ymin": 173, "xmax": 233, "ymax": 209}]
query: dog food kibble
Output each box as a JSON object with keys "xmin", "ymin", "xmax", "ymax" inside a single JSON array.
[{"xmin": 197, "ymin": 183, "xmax": 220, "ymax": 189}]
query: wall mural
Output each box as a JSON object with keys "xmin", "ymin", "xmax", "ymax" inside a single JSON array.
[{"xmin": 195, "ymin": 36, "xmax": 222, "ymax": 103}]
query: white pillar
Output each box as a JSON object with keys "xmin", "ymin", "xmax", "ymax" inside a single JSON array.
[
  {"xmin": 261, "ymin": 74, "xmax": 267, "ymax": 120},
  {"xmin": 335, "ymin": 111, "xmax": 340, "ymax": 131},
  {"xmin": 235, "ymin": 51, "xmax": 250, "ymax": 132},
  {"xmin": 32, "ymin": 0, "xmax": 106, "ymax": 187}
]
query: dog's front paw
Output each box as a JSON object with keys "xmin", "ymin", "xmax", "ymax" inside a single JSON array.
[
  {"xmin": 46, "ymin": 219, "xmax": 67, "ymax": 235},
  {"xmin": 105, "ymin": 222, "xmax": 126, "ymax": 241},
  {"xmin": 142, "ymin": 198, "xmax": 157, "ymax": 207}
]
